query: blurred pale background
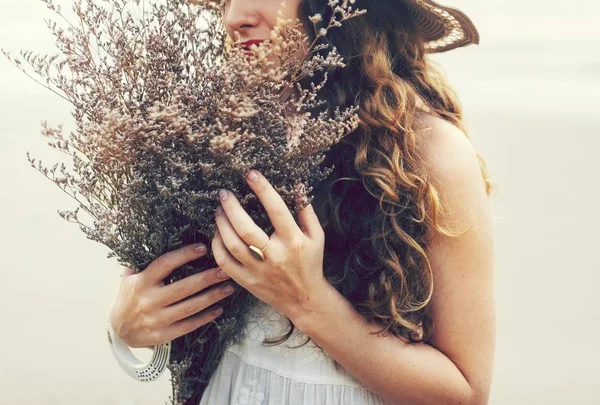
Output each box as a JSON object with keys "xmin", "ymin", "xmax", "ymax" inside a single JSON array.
[{"xmin": 1, "ymin": 0, "xmax": 599, "ymax": 404}]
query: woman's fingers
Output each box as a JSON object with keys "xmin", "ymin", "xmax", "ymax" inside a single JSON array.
[
  {"xmin": 244, "ymin": 170, "xmax": 302, "ymax": 240},
  {"xmin": 156, "ymin": 266, "xmax": 230, "ymax": 306},
  {"xmin": 140, "ymin": 243, "xmax": 208, "ymax": 286},
  {"xmin": 160, "ymin": 282, "xmax": 236, "ymax": 326},
  {"xmin": 157, "ymin": 305, "xmax": 225, "ymax": 346},
  {"xmin": 217, "ymin": 189, "xmax": 270, "ymax": 248},
  {"xmin": 111, "ymin": 243, "xmax": 237, "ymax": 347}
]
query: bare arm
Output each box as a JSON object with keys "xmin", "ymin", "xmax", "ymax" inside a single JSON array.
[{"xmin": 292, "ymin": 122, "xmax": 496, "ymax": 405}]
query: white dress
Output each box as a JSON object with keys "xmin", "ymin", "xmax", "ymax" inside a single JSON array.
[{"xmin": 198, "ymin": 298, "xmax": 388, "ymax": 405}]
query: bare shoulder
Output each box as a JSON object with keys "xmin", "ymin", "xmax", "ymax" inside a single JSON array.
[
  {"xmin": 412, "ymin": 110, "xmax": 492, "ymax": 242},
  {"xmin": 413, "ymin": 112, "xmax": 487, "ymax": 200},
  {"xmin": 413, "ymin": 112, "xmax": 482, "ymax": 181}
]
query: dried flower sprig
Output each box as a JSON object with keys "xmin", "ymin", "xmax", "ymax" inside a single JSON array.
[{"xmin": 2, "ymin": 0, "xmax": 365, "ymax": 403}]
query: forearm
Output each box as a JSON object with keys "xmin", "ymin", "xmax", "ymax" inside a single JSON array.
[{"xmin": 291, "ymin": 283, "xmax": 480, "ymax": 405}]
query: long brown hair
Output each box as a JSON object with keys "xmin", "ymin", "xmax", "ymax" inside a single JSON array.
[{"xmin": 263, "ymin": 0, "xmax": 494, "ymax": 349}]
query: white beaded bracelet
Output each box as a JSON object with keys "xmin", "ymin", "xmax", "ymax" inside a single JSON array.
[{"xmin": 106, "ymin": 321, "xmax": 171, "ymax": 382}]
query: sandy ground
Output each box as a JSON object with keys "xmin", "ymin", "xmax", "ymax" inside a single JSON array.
[{"xmin": 1, "ymin": 0, "xmax": 599, "ymax": 404}]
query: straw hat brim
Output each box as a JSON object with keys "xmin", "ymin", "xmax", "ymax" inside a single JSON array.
[{"xmin": 405, "ymin": 0, "xmax": 480, "ymax": 53}]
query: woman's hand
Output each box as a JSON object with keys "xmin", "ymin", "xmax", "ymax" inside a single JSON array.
[
  {"xmin": 211, "ymin": 169, "xmax": 331, "ymax": 323},
  {"xmin": 108, "ymin": 244, "xmax": 236, "ymax": 348}
]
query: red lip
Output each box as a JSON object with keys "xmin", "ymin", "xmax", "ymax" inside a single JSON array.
[{"xmin": 239, "ymin": 39, "xmax": 264, "ymax": 49}]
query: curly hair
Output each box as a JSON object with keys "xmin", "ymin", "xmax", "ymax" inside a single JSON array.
[{"xmin": 261, "ymin": 0, "xmax": 495, "ymax": 351}]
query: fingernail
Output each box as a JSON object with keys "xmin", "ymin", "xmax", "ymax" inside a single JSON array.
[
  {"xmin": 215, "ymin": 206, "xmax": 224, "ymax": 216},
  {"xmin": 212, "ymin": 307, "xmax": 223, "ymax": 316},
  {"xmin": 247, "ymin": 170, "xmax": 259, "ymax": 183},
  {"xmin": 194, "ymin": 244, "xmax": 207, "ymax": 253},
  {"xmin": 218, "ymin": 189, "xmax": 228, "ymax": 201},
  {"xmin": 216, "ymin": 269, "xmax": 229, "ymax": 279},
  {"xmin": 221, "ymin": 285, "xmax": 234, "ymax": 294}
]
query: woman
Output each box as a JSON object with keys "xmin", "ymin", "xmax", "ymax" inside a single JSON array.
[{"xmin": 109, "ymin": 0, "xmax": 496, "ymax": 404}]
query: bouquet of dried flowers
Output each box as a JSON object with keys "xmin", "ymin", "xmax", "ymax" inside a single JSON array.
[{"xmin": 2, "ymin": 0, "xmax": 365, "ymax": 403}]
